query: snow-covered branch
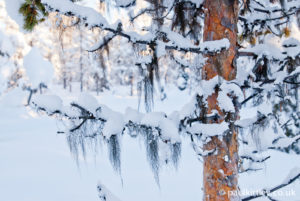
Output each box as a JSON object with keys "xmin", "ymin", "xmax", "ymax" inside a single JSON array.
[
  {"xmin": 239, "ymin": 0, "xmax": 300, "ymax": 35},
  {"xmin": 242, "ymin": 167, "xmax": 300, "ymax": 201},
  {"xmin": 40, "ymin": 0, "xmax": 229, "ymax": 55}
]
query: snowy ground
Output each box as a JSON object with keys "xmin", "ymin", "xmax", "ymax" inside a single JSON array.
[{"xmin": 0, "ymin": 85, "xmax": 299, "ymax": 201}]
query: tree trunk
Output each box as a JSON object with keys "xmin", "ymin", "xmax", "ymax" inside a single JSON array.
[{"xmin": 202, "ymin": 0, "xmax": 239, "ymax": 200}]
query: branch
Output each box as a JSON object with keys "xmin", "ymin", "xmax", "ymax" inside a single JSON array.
[
  {"xmin": 239, "ymin": 168, "xmax": 263, "ymax": 173},
  {"xmin": 130, "ymin": 8, "xmax": 156, "ymax": 22},
  {"xmin": 242, "ymin": 170, "xmax": 300, "ymax": 201},
  {"xmin": 87, "ymin": 33, "xmax": 117, "ymax": 52},
  {"xmin": 69, "ymin": 118, "xmax": 88, "ymax": 132},
  {"xmin": 238, "ymin": 51, "xmax": 257, "ymax": 57},
  {"xmin": 240, "ymin": 155, "xmax": 271, "ymax": 163},
  {"xmin": 240, "ymin": 93, "xmax": 258, "ymax": 105},
  {"xmin": 41, "ymin": 0, "xmax": 230, "ymax": 55}
]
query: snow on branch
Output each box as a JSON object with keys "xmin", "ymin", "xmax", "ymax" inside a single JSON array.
[
  {"xmin": 241, "ymin": 167, "xmax": 300, "ymax": 201},
  {"xmin": 239, "ymin": 0, "xmax": 300, "ymax": 31},
  {"xmin": 187, "ymin": 121, "xmax": 229, "ymax": 137},
  {"xmin": 240, "ymin": 155, "xmax": 271, "ymax": 163},
  {"xmin": 164, "ymin": 38, "xmax": 230, "ymax": 54},
  {"xmin": 271, "ymin": 135, "xmax": 300, "ymax": 150},
  {"xmin": 31, "ymin": 93, "xmax": 187, "ymax": 178},
  {"xmin": 41, "ymin": 0, "xmax": 108, "ymax": 28},
  {"xmin": 31, "ymin": 80, "xmax": 242, "ymax": 143},
  {"xmin": 40, "ymin": 0, "xmax": 230, "ymax": 55},
  {"xmin": 29, "ymin": 86, "xmax": 299, "ymax": 178},
  {"xmin": 31, "ymin": 94, "xmax": 181, "ymax": 144}
]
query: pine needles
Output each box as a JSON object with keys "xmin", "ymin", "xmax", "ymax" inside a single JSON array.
[{"xmin": 19, "ymin": 0, "xmax": 48, "ymax": 31}]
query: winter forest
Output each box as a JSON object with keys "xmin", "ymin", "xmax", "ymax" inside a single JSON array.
[{"xmin": 0, "ymin": 0, "xmax": 300, "ymax": 201}]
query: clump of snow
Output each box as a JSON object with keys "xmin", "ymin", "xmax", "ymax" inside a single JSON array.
[
  {"xmin": 115, "ymin": 0, "xmax": 135, "ymax": 7},
  {"xmin": 23, "ymin": 47, "xmax": 54, "ymax": 88},
  {"xmin": 41, "ymin": 0, "xmax": 108, "ymax": 28},
  {"xmin": 141, "ymin": 112, "xmax": 181, "ymax": 143},
  {"xmin": 243, "ymin": 43, "xmax": 284, "ymax": 60},
  {"xmin": 141, "ymin": 112, "xmax": 166, "ymax": 128},
  {"xmin": 198, "ymin": 76, "xmax": 220, "ymax": 98},
  {"xmin": 283, "ymin": 37, "xmax": 300, "ymax": 58},
  {"xmin": 282, "ymin": 37, "xmax": 300, "ymax": 47},
  {"xmin": 223, "ymin": 155, "xmax": 229, "ymax": 162},
  {"xmin": 220, "ymin": 82, "xmax": 243, "ymax": 102},
  {"xmin": 102, "ymin": 112, "xmax": 125, "ymax": 138},
  {"xmin": 274, "ymin": 136, "xmax": 300, "ymax": 149},
  {"xmin": 217, "ymin": 91, "xmax": 235, "ymax": 112},
  {"xmin": 200, "ymin": 148, "xmax": 216, "ymax": 156},
  {"xmin": 161, "ymin": 26, "xmax": 229, "ymax": 52},
  {"xmin": 32, "ymin": 94, "xmax": 63, "ymax": 112},
  {"xmin": 96, "ymin": 104, "xmax": 125, "ymax": 138},
  {"xmin": 236, "ymin": 117, "xmax": 257, "ymax": 128},
  {"xmin": 124, "ymin": 107, "xmax": 143, "ymax": 123},
  {"xmin": 159, "ymin": 118, "xmax": 181, "ymax": 143},
  {"xmin": 77, "ymin": 92, "xmax": 99, "ymax": 113},
  {"xmin": 187, "ymin": 121, "xmax": 229, "ymax": 137},
  {"xmin": 168, "ymin": 111, "xmax": 180, "ymax": 127},
  {"xmin": 61, "ymin": 105, "xmax": 79, "ymax": 118},
  {"xmin": 201, "ymin": 38, "xmax": 230, "ymax": 52}
]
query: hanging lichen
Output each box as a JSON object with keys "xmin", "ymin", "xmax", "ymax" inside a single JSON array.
[
  {"xmin": 108, "ymin": 135, "xmax": 121, "ymax": 173},
  {"xmin": 171, "ymin": 142, "xmax": 181, "ymax": 168},
  {"xmin": 67, "ymin": 131, "xmax": 87, "ymax": 163},
  {"xmin": 142, "ymin": 128, "xmax": 160, "ymax": 184}
]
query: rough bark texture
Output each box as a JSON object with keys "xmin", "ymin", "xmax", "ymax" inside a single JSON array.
[{"xmin": 202, "ymin": 0, "xmax": 239, "ymax": 200}]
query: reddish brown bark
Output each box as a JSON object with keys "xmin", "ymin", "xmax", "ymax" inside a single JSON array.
[{"xmin": 202, "ymin": 0, "xmax": 239, "ymax": 200}]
